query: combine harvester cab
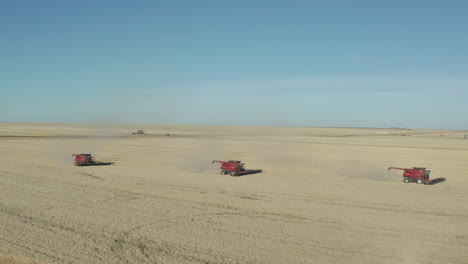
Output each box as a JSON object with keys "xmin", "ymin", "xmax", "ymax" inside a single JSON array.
[
  {"xmin": 72, "ymin": 154, "xmax": 114, "ymax": 166},
  {"xmin": 212, "ymin": 160, "xmax": 262, "ymax": 177},
  {"xmin": 388, "ymin": 167, "xmax": 446, "ymax": 185}
]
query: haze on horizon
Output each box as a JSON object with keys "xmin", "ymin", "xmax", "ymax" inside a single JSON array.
[{"xmin": 1, "ymin": 1, "xmax": 468, "ymax": 129}]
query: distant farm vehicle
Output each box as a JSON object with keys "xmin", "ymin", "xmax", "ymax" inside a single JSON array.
[
  {"xmin": 212, "ymin": 160, "xmax": 262, "ymax": 176},
  {"xmin": 72, "ymin": 154, "xmax": 113, "ymax": 166},
  {"xmin": 132, "ymin": 130, "xmax": 144, "ymax": 135},
  {"xmin": 387, "ymin": 167, "xmax": 445, "ymax": 185}
]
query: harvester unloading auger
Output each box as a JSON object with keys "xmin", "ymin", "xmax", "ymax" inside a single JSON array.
[
  {"xmin": 72, "ymin": 154, "xmax": 114, "ymax": 166},
  {"xmin": 212, "ymin": 160, "xmax": 262, "ymax": 176},
  {"xmin": 387, "ymin": 167, "xmax": 446, "ymax": 185}
]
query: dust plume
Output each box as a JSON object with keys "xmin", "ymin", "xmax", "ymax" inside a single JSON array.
[
  {"xmin": 86, "ymin": 121, "xmax": 121, "ymax": 155},
  {"xmin": 336, "ymin": 160, "xmax": 399, "ymax": 182},
  {"xmin": 50, "ymin": 88, "xmax": 138, "ymax": 164},
  {"xmin": 45, "ymin": 122, "xmax": 123, "ymax": 165},
  {"xmin": 182, "ymin": 138, "xmax": 224, "ymax": 173},
  {"xmin": 322, "ymin": 145, "xmax": 399, "ymax": 182}
]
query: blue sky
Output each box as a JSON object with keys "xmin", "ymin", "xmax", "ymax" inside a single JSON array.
[{"xmin": 1, "ymin": 0, "xmax": 467, "ymax": 128}]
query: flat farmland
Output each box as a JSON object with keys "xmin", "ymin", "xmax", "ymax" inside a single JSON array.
[{"xmin": 1, "ymin": 123, "xmax": 467, "ymax": 264}]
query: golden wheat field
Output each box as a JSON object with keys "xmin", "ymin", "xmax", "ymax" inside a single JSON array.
[{"xmin": 0, "ymin": 123, "xmax": 467, "ymax": 264}]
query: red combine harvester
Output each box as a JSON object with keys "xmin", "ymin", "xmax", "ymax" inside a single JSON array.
[
  {"xmin": 72, "ymin": 154, "xmax": 113, "ymax": 166},
  {"xmin": 387, "ymin": 167, "xmax": 446, "ymax": 185},
  {"xmin": 132, "ymin": 130, "xmax": 144, "ymax": 135},
  {"xmin": 212, "ymin": 160, "xmax": 262, "ymax": 176}
]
